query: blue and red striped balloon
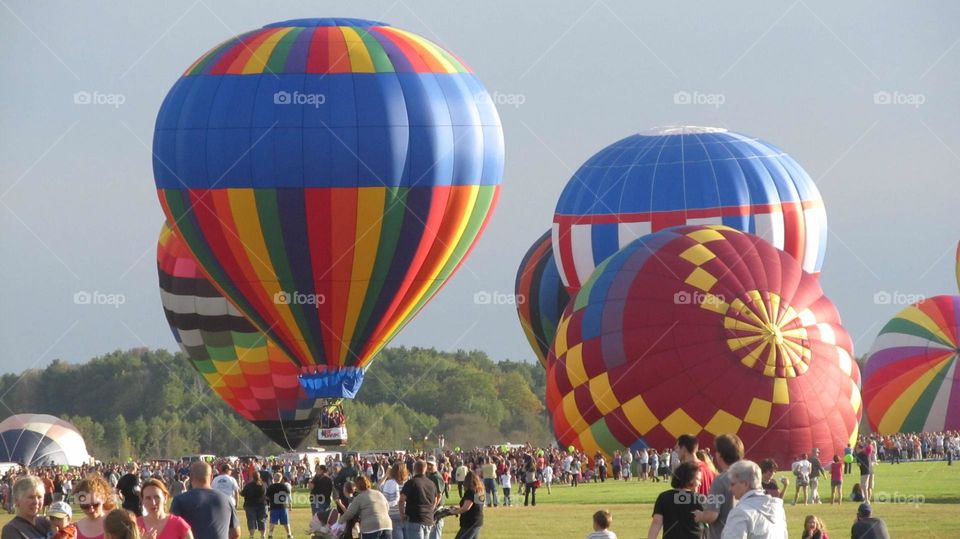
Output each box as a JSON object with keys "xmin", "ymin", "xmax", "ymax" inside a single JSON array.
[
  {"xmin": 153, "ymin": 18, "xmax": 504, "ymax": 398},
  {"xmin": 553, "ymin": 126, "xmax": 827, "ymax": 291}
]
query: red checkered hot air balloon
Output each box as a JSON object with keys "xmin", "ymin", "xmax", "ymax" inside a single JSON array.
[{"xmin": 546, "ymin": 225, "xmax": 861, "ymax": 464}]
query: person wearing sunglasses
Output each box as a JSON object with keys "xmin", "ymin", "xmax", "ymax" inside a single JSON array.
[{"xmin": 75, "ymin": 475, "xmax": 117, "ymax": 539}]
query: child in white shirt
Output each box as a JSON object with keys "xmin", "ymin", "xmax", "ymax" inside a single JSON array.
[{"xmin": 499, "ymin": 471, "xmax": 512, "ymax": 506}]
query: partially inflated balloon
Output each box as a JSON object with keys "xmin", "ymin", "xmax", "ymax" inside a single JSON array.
[
  {"xmin": 863, "ymin": 295, "xmax": 960, "ymax": 434},
  {"xmin": 153, "ymin": 19, "xmax": 504, "ymax": 397},
  {"xmin": 158, "ymin": 222, "xmax": 323, "ymax": 448},
  {"xmin": 515, "ymin": 231, "xmax": 571, "ymax": 368},
  {"xmin": 546, "ymin": 225, "xmax": 860, "ymax": 464},
  {"xmin": 553, "ymin": 127, "xmax": 827, "ymax": 291}
]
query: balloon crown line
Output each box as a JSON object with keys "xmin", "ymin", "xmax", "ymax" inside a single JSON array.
[
  {"xmin": 263, "ymin": 18, "xmax": 390, "ymax": 28},
  {"xmin": 640, "ymin": 126, "xmax": 729, "ymax": 136}
]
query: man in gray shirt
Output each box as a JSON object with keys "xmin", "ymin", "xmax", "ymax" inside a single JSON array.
[{"xmin": 693, "ymin": 434, "xmax": 744, "ymax": 538}]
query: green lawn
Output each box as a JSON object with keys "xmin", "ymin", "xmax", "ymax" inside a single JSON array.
[{"xmin": 5, "ymin": 462, "xmax": 956, "ymax": 538}]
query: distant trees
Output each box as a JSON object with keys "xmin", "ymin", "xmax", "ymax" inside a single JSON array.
[{"xmin": 0, "ymin": 346, "xmax": 551, "ymax": 459}]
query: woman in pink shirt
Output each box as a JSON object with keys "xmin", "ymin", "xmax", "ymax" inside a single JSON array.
[
  {"xmin": 138, "ymin": 479, "xmax": 193, "ymax": 539},
  {"xmin": 829, "ymin": 455, "xmax": 844, "ymax": 504}
]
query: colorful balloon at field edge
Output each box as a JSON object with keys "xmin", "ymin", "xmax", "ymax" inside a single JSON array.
[
  {"xmin": 158, "ymin": 222, "xmax": 323, "ymax": 448},
  {"xmin": 546, "ymin": 225, "xmax": 860, "ymax": 465},
  {"xmin": 153, "ymin": 18, "xmax": 504, "ymax": 398},
  {"xmin": 955, "ymin": 241, "xmax": 959, "ymax": 294},
  {"xmin": 863, "ymin": 295, "xmax": 960, "ymax": 434},
  {"xmin": 515, "ymin": 231, "xmax": 571, "ymax": 368},
  {"xmin": 552, "ymin": 126, "xmax": 827, "ymax": 292}
]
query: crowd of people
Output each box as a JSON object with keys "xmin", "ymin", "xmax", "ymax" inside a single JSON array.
[{"xmin": 2, "ymin": 429, "xmax": 954, "ymax": 539}]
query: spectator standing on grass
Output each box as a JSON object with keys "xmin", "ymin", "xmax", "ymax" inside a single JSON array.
[
  {"xmin": 829, "ymin": 456, "xmax": 843, "ymax": 505},
  {"xmin": 239, "ymin": 472, "xmax": 267, "ymax": 539},
  {"xmin": 522, "ymin": 456, "xmax": 538, "ymax": 507},
  {"xmin": 425, "ymin": 457, "xmax": 445, "ymax": 539},
  {"xmin": 212, "ymin": 465, "xmax": 240, "ymax": 509},
  {"xmin": 622, "ymin": 449, "xmax": 632, "ymax": 480},
  {"xmin": 479, "ymin": 459, "xmax": 497, "ymax": 508},
  {"xmin": 138, "ymin": 479, "xmax": 193, "ymax": 539},
  {"xmin": 399, "ymin": 460, "xmax": 438, "ymax": 539},
  {"xmin": 645, "ymin": 461, "xmax": 701, "ymax": 539},
  {"xmin": 850, "ymin": 503, "xmax": 890, "ymax": 539},
  {"xmin": 170, "ymin": 462, "xmax": 240, "ymax": 539},
  {"xmin": 541, "ymin": 462, "xmax": 553, "ymax": 494},
  {"xmin": 308, "ymin": 466, "xmax": 333, "ymax": 520},
  {"xmin": 116, "ymin": 463, "xmax": 142, "ymax": 516},
  {"xmin": 586, "ymin": 510, "xmax": 617, "ymax": 539},
  {"xmin": 808, "ymin": 449, "xmax": 825, "ymax": 504},
  {"xmin": 454, "ymin": 462, "xmax": 468, "ymax": 499},
  {"xmin": 499, "ymin": 468, "xmax": 511, "ymax": 507},
  {"xmin": 2, "ymin": 476, "xmax": 51, "ymax": 539},
  {"xmin": 694, "ymin": 434, "xmax": 743, "ymax": 539},
  {"xmin": 380, "ymin": 463, "xmax": 407, "ymax": 539},
  {"xmin": 676, "ymin": 435, "xmax": 714, "ymax": 496},
  {"xmin": 449, "ymin": 471, "xmax": 484, "ymax": 539},
  {"xmin": 855, "ymin": 445, "xmax": 873, "ymax": 502},
  {"xmin": 264, "ymin": 473, "xmax": 291, "ymax": 539},
  {"xmin": 76, "ymin": 474, "xmax": 116, "ymax": 539},
  {"xmin": 791, "ymin": 454, "xmax": 811, "ymax": 506},
  {"xmin": 721, "ymin": 460, "xmax": 788, "ymax": 539}
]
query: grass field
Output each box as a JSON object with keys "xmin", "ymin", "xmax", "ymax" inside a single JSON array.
[{"xmin": 3, "ymin": 462, "xmax": 956, "ymax": 537}]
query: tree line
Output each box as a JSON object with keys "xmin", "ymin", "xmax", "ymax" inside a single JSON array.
[{"xmin": 0, "ymin": 347, "xmax": 550, "ymax": 459}]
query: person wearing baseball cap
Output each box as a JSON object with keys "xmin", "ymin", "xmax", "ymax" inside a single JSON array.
[
  {"xmin": 851, "ymin": 502, "xmax": 890, "ymax": 539},
  {"xmin": 47, "ymin": 500, "xmax": 76, "ymax": 539}
]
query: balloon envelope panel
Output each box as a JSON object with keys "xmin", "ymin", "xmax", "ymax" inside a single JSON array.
[
  {"xmin": 153, "ymin": 19, "xmax": 504, "ymax": 395},
  {"xmin": 863, "ymin": 295, "xmax": 960, "ymax": 434},
  {"xmin": 158, "ymin": 222, "xmax": 322, "ymax": 448},
  {"xmin": 546, "ymin": 225, "xmax": 859, "ymax": 464},
  {"xmin": 515, "ymin": 231, "xmax": 571, "ymax": 368},
  {"xmin": 552, "ymin": 127, "xmax": 827, "ymax": 291}
]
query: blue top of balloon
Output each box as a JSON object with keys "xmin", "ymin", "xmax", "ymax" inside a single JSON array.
[
  {"xmin": 555, "ymin": 126, "xmax": 819, "ymax": 215},
  {"xmin": 263, "ymin": 18, "xmax": 390, "ymax": 28}
]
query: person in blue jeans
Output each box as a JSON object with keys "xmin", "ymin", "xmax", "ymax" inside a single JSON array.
[{"xmin": 399, "ymin": 460, "xmax": 439, "ymax": 539}]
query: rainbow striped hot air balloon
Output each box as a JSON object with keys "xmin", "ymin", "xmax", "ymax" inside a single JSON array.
[
  {"xmin": 515, "ymin": 231, "xmax": 571, "ymax": 368},
  {"xmin": 158, "ymin": 223, "xmax": 323, "ymax": 448},
  {"xmin": 153, "ymin": 18, "xmax": 504, "ymax": 400},
  {"xmin": 552, "ymin": 126, "xmax": 827, "ymax": 292},
  {"xmin": 546, "ymin": 225, "xmax": 860, "ymax": 464},
  {"xmin": 863, "ymin": 295, "xmax": 960, "ymax": 434}
]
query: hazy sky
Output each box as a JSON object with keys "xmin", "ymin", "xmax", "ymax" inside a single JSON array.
[{"xmin": 2, "ymin": 1, "xmax": 958, "ymax": 376}]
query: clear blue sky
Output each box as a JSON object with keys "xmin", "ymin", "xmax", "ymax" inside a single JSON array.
[{"xmin": 1, "ymin": 0, "xmax": 958, "ymax": 374}]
